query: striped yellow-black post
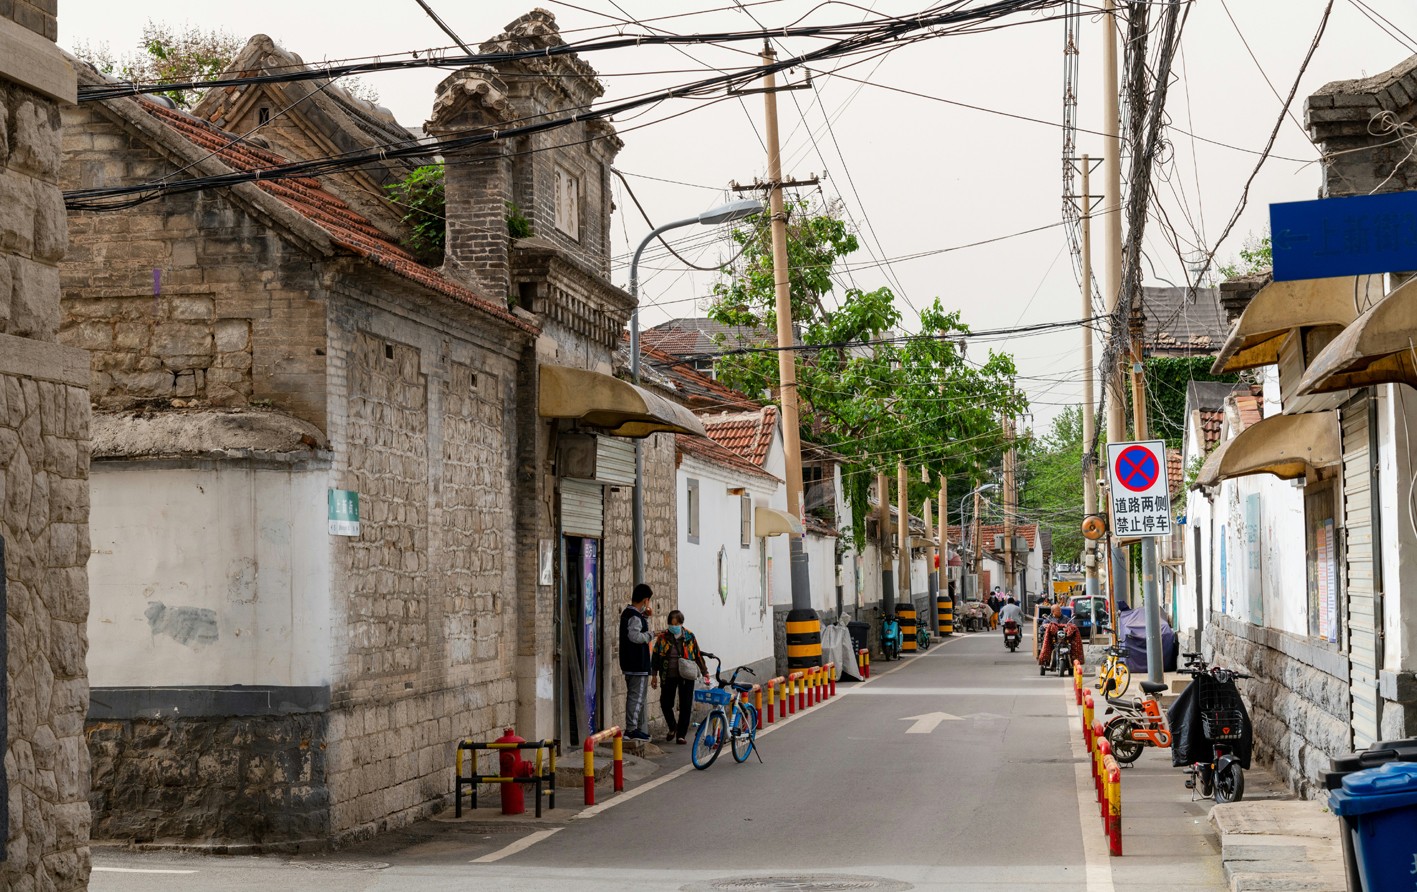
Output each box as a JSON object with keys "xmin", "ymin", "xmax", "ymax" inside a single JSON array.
[
  {"xmin": 937, "ymin": 594, "xmax": 953, "ymax": 636},
  {"xmin": 898, "ymin": 602, "xmax": 918, "ymax": 654},
  {"xmin": 785, "ymin": 608, "xmax": 822, "ymax": 669}
]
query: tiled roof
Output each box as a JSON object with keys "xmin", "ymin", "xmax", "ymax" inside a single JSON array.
[
  {"xmin": 1143, "ymin": 286, "xmax": 1228, "ymax": 356},
  {"xmin": 944, "ymin": 523, "xmax": 1039, "ymax": 550},
  {"xmin": 675, "ymin": 433, "xmax": 779, "ymax": 483},
  {"xmin": 1200, "ymin": 409, "xmax": 1224, "ymax": 451},
  {"xmin": 701, "ymin": 406, "xmax": 778, "ymax": 467},
  {"xmin": 139, "ymin": 101, "xmax": 535, "ymax": 336},
  {"xmin": 1167, "ymin": 447, "xmax": 1183, "ymax": 498},
  {"xmin": 641, "ymin": 342, "xmax": 760, "ymax": 412},
  {"xmin": 642, "ymin": 317, "xmax": 775, "ymax": 357}
]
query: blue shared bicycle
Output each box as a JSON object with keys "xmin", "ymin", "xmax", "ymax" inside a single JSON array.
[{"xmin": 690, "ymin": 653, "xmax": 761, "ymax": 770}]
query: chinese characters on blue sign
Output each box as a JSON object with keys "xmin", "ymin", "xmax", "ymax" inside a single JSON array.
[
  {"xmin": 1105, "ymin": 441, "xmax": 1171, "ymax": 539},
  {"xmin": 1270, "ymin": 190, "xmax": 1417, "ymax": 282}
]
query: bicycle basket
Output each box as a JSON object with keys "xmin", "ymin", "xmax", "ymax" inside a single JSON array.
[
  {"xmin": 1201, "ymin": 709, "xmax": 1245, "ymax": 740},
  {"xmin": 693, "ymin": 688, "xmax": 733, "ymax": 706},
  {"xmin": 1198, "ymin": 682, "xmax": 1245, "ymax": 713}
]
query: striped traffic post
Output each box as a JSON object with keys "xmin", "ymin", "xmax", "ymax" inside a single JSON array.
[
  {"xmin": 785, "ymin": 609, "xmax": 822, "ymax": 669},
  {"xmin": 898, "ymin": 602, "xmax": 918, "ymax": 654},
  {"xmin": 858, "ymin": 648, "xmax": 870, "ymax": 678},
  {"xmin": 1104, "ymin": 755, "xmax": 1122, "ymax": 856},
  {"xmin": 937, "ymin": 594, "xmax": 953, "ymax": 636},
  {"xmin": 582, "ymin": 727, "xmax": 624, "ymax": 807},
  {"xmin": 826, "ymin": 663, "xmax": 836, "ymax": 697}
]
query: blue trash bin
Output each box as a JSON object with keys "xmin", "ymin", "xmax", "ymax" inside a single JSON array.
[{"xmin": 1328, "ymin": 761, "xmax": 1417, "ymax": 892}]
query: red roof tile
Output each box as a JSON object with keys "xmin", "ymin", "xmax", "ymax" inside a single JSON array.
[
  {"xmin": 140, "ymin": 102, "xmax": 535, "ymax": 336},
  {"xmin": 1200, "ymin": 409, "xmax": 1223, "ymax": 451},
  {"xmin": 675, "ymin": 433, "xmax": 779, "ymax": 482},
  {"xmin": 944, "ymin": 523, "xmax": 1038, "ymax": 550},
  {"xmin": 640, "ymin": 342, "xmax": 760, "ymax": 412},
  {"xmin": 1167, "ymin": 447, "xmax": 1183, "ymax": 498},
  {"xmin": 701, "ymin": 406, "xmax": 777, "ymax": 467},
  {"xmin": 1234, "ymin": 394, "xmax": 1263, "ymax": 431}
]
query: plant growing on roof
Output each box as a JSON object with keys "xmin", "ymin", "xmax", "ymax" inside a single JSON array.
[{"xmin": 386, "ymin": 164, "xmax": 447, "ymax": 265}]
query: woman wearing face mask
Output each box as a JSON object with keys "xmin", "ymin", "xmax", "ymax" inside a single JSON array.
[{"xmin": 650, "ymin": 610, "xmax": 709, "ymax": 745}]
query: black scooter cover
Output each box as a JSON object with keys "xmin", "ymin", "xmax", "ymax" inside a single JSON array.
[{"xmin": 1166, "ymin": 674, "xmax": 1253, "ymax": 769}]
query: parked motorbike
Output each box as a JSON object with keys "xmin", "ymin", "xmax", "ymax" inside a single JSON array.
[
  {"xmin": 881, "ymin": 613, "xmax": 902, "ymax": 661},
  {"xmin": 1002, "ymin": 620, "xmax": 1021, "ymax": 652}
]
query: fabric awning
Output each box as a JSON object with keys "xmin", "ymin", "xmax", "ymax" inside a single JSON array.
[
  {"xmin": 909, "ymin": 535, "xmax": 938, "ymax": 548},
  {"xmin": 754, "ymin": 506, "xmax": 803, "ymax": 538},
  {"xmin": 1214, "ymin": 411, "xmax": 1341, "ymax": 483},
  {"xmin": 1212, "ymin": 277, "xmax": 1362, "ymax": 374},
  {"xmin": 539, "ymin": 364, "xmax": 705, "ymax": 438},
  {"xmin": 1192, "ymin": 437, "xmax": 1235, "ymax": 489},
  {"xmin": 1297, "ymin": 276, "xmax": 1417, "ymax": 396}
]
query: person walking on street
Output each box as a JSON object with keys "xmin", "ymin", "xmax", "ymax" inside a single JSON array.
[
  {"xmin": 651, "ymin": 610, "xmax": 708, "ymax": 745},
  {"xmin": 619, "ymin": 584, "xmax": 654, "ymax": 741}
]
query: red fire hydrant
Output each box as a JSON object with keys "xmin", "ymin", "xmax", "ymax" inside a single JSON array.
[{"xmin": 496, "ymin": 727, "xmax": 530, "ymax": 815}]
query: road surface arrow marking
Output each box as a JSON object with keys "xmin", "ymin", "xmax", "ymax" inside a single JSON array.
[{"xmin": 900, "ymin": 712, "xmax": 963, "ymax": 734}]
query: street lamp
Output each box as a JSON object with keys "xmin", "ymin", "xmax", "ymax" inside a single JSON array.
[{"xmin": 629, "ymin": 198, "xmax": 765, "ymax": 585}]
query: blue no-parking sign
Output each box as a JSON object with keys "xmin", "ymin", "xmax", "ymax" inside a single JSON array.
[{"xmin": 1105, "ymin": 440, "xmax": 1170, "ymax": 538}]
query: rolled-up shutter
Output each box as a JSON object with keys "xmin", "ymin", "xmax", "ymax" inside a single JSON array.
[
  {"xmin": 1341, "ymin": 393, "xmax": 1380, "ymax": 748},
  {"xmin": 595, "ymin": 437, "xmax": 636, "ymax": 485},
  {"xmin": 561, "ymin": 479, "xmax": 604, "ymax": 538}
]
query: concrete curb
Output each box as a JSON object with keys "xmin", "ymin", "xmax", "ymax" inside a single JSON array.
[{"xmin": 1209, "ymin": 800, "xmax": 1345, "ymax": 891}]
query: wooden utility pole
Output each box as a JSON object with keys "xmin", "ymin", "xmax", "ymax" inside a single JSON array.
[
  {"xmin": 971, "ymin": 485, "xmax": 984, "ymax": 595},
  {"xmin": 939, "ymin": 475, "xmax": 949, "ymax": 601},
  {"xmin": 1003, "ymin": 416, "xmax": 1017, "ymax": 598},
  {"xmin": 756, "ymin": 43, "xmax": 820, "ymax": 669},
  {"xmin": 1080, "ymin": 155, "xmax": 1100, "ymax": 600},
  {"xmin": 1102, "ymin": 0, "xmax": 1127, "ymax": 613},
  {"xmin": 923, "ymin": 488, "xmax": 937, "ymax": 633}
]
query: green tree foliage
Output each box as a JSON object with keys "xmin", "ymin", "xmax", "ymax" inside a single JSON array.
[
  {"xmin": 1017, "ymin": 407, "xmax": 1085, "ymax": 564},
  {"xmin": 1145, "ymin": 355, "xmax": 1238, "ymax": 449},
  {"xmin": 1218, "ymin": 232, "xmax": 1272, "ymax": 279},
  {"xmin": 707, "ymin": 200, "xmax": 1027, "ymax": 549},
  {"xmin": 74, "ymin": 21, "xmax": 377, "ymax": 110}
]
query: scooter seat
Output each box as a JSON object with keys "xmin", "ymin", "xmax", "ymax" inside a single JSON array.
[{"xmin": 1139, "ymin": 681, "xmax": 1169, "ymax": 695}]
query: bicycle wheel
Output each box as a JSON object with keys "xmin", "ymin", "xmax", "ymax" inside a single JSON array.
[
  {"xmin": 1105, "ymin": 719, "xmax": 1145, "ymax": 764},
  {"xmin": 731, "ymin": 703, "xmax": 758, "ymax": 763},
  {"xmin": 1109, "ymin": 664, "xmax": 1131, "ymax": 698},
  {"xmin": 691, "ymin": 711, "xmax": 726, "ymax": 770},
  {"xmin": 1214, "ymin": 762, "xmax": 1245, "ymax": 803}
]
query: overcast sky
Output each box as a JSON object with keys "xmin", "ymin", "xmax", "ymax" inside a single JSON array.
[{"xmin": 59, "ymin": 1, "xmax": 1417, "ymax": 432}]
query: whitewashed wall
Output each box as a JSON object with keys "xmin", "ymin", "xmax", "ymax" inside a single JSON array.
[
  {"xmin": 1375, "ymin": 384, "xmax": 1417, "ymax": 674},
  {"xmin": 88, "ymin": 464, "xmax": 332, "ymax": 686},
  {"xmin": 676, "ymin": 455, "xmax": 778, "ymax": 672}
]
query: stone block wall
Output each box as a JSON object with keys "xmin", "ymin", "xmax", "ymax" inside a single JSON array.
[
  {"xmin": 86, "ymin": 712, "xmax": 329, "ymax": 844},
  {"xmin": 323, "ymin": 290, "xmax": 523, "ymax": 837},
  {"xmin": 59, "ymin": 102, "xmax": 328, "ymax": 426},
  {"xmin": 1, "ymin": 5, "xmax": 92, "ymax": 885},
  {"xmin": 1206, "ymin": 614, "xmax": 1350, "ymax": 799}
]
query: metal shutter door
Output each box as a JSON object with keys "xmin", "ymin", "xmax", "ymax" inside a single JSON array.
[
  {"xmin": 1340, "ymin": 393, "xmax": 1381, "ymax": 748},
  {"xmin": 561, "ymin": 479, "xmax": 604, "ymax": 538}
]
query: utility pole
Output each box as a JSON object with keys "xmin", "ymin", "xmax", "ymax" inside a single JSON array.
[
  {"xmin": 923, "ymin": 473, "xmax": 937, "ymax": 634},
  {"xmin": 1132, "ymin": 293, "xmax": 1165, "ymax": 685},
  {"xmin": 939, "ymin": 474, "xmax": 950, "ymax": 626},
  {"xmin": 1079, "ymin": 155, "xmax": 1100, "ymax": 601},
  {"xmin": 1102, "ymin": 0, "xmax": 1128, "ymax": 617},
  {"xmin": 879, "ymin": 471, "xmax": 894, "ymax": 614},
  {"xmin": 972, "ymin": 485, "xmax": 984, "ymax": 595},
  {"xmin": 897, "ymin": 459, "xmax": 910, "ymax": 606},
  {"xmin": 758, "ymin": 43, "xmax": 819, "ymax": 668},
  {"xmin": 1003, "ymin": 416, "xmax": 1017, "ymax": 598}
]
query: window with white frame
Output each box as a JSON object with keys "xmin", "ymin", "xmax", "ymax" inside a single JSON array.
[
  {"xmin": 740, "ymin": 493, "xmax": 752, "ymax": 548},
  {"xmin": 554, "ymin": 165, "xmax": 581, "ymax": 239}
]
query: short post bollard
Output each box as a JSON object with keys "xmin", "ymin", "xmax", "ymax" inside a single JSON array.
[
  {"xmin": 1082, "ymin": 690, "xmax": 1095, "ymax": 748},
  {"xmin": 858, "ymin": 648, "xmax": 870, "ymax": 678},
  {"xmin": 1104, "ymin": 755, "xmax": 1122, "ymax": 856},
  {"xmin": 1095, "ymin": 739, "xmax": 1112, "ymax": 816},
  {"xmin": 753, "ymin": 684, "xmax": 764, "ymax": 729},
  {"xmin": 1074, "ymin": 663, "xmax": 1084, "ymax": 704},
  {"xmin": 792, "ymin": 671, "xmax": 806, "ymax": 712},
  {"xmin": 826, "ymin": 663, "xmax": 837, "ymax": 697},
  {"xmin": 582, "ymin": 727, "xmax": 624, "ymax": 807}
]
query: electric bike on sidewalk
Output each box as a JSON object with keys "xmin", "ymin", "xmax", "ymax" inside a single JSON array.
[{"xmin": 880, "ymin": 612, "xmax": 902, "ymax": 661}]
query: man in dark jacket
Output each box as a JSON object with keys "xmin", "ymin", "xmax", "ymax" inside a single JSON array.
[{"xmin": 619, "ymin": 584, "xmax": 654, "ymax": 740}]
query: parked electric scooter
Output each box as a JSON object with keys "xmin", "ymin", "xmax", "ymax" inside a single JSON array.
[
  {"xmin": 880, "ymin": 613, "xmax": 902, "ymax": 661},
  {"xmin": 1002, "ymin": 620, "xmax": 1022, "ymax": 652}
]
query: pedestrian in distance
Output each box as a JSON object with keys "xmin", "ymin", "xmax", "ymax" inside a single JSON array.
[
  {"xmin": 650, "ymin": 610, "xmax": 709, "ymax": 745},
  {"xmin": 619, "ymin": 583, "xmax": 654, "ymax": 741}
]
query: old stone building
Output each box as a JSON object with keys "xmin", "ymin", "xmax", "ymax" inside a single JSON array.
[
  {"xmin": 62, "ymin": 10, "xmax": 690, "ymax": 845},
  {"xmin": 0, "ymin": 2, "xmax": 92, "ymax": 887}
]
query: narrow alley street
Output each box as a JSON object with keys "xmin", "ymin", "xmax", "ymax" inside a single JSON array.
[{"xmin": 88, "ymin": 632, "xmax": 1232, "ymax": 891}]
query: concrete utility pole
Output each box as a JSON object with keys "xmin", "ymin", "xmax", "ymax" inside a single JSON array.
[
  {"xmin": 1002, "ymin": 416, "xmax": 1017, "ymax": 598},
  {"xmin": 897, "ymin": 459, "xmax": 910, "ymax": 606},
  {"xmin": 939, "ymin": 475, "xmax": 949, "ymax": 604},
  {"xmin": 879, "ymin": 471, "xmax": 894, "ymax": 614},
  {"xmin": 758, "ymin": 44, "xmax": 818, "ymax": 659},
  {"xmin": 1102, "ymin": 0, "xmax": 1128, "ymax": 616},
  {"xmin": 923, "ymin": 487, "xmax": 937, "ymax": 633},
  {"xmin": 972, "ymin": 485, "xmax": 984, "ymax": 595},
  {"xmin": 1079, "ymin": 155, "xmax": 1100, "ymax": 602},
  {"xmin": 1131, "ymin": 300, "xmax": 1165, "ymax": 685}
]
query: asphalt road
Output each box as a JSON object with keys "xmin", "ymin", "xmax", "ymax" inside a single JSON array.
[{"xmin": 91, "ymin": 630, "xmax": 1132, "ymax": 892}]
